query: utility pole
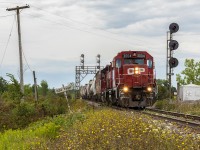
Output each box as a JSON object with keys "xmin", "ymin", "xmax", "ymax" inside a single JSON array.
[
  {"xmin": 33, "ymin": 71, "xmax": 38, "ymax": 104},
  {"xmin": 6, "ymin": 5, "xmax": 30, "ymax": 94}
]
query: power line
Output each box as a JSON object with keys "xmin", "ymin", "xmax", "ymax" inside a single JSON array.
[
  {"xmin": 0, "ymin": 15, "xmax": 16, "ymax": 70},
  {"xmin": 31, "ymin": 5, "xmax": 151, "ymax": 44},
  {"xmin": 22, "ymin": 49, "xmax": 33, "ymax": 72},
  {"xmin": 175, "ymin": 33, "xmax": 200, "ymax": 36},
  {"xmin": 31, "ymin": 6, "xmax": 122, "ymax": 36},
  {"xmin": 0, "ymin": 14, "xmax": 15, "ymax": 17},
  {"xmin": 23, "ymin": 12, "xmax": 154, "ymax": 49}
]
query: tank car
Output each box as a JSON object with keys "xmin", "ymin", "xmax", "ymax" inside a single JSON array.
[
  {"xmin": 85, "ymin": 80, "xmax": 93, "ymax": 99},
  {"xmin": 99, "ymin": 50, "xmax": 157, "ymax": 108},
  {"xmin": 80, "ymin": 85, "xmax": 87, "ymax": 99}
]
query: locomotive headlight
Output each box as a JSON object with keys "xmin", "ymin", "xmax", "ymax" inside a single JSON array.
[
  {"xmin": 123, "ymin": 86, "xmax": 129, "ymax": 93},
  {"xmin": 147, "ymin": 87, "xmax": 152, "ymax": 92},
  {"xmin": 134, "ymin": 67, "xmax": 140, "ymax": 74}
]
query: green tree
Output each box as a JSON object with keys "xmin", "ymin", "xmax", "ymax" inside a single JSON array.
[
  {"xmin": 4, "ymin": 73, "xmax": 23, "ymax": 103},
  {"xmin": 40, "ymin": 80, "xmax": 48, "ymax": 96},
  {"xmin": 0, "ymin": 77, "xmax": 8, "ymax": 95},
  {"xmin": 24, "ymin": 84, "xmax": 33, "ymax": 97},
  {"xmin": 176, "ymin": 59, "xmax": 200, "ymax": 85},
  {"xmin": 156, "ymin": 79, "xmax": 170, "ymax": 99}
]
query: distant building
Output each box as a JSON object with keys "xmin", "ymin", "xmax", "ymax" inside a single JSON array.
[{"xmin": 178, "ymin": 84, "xmax": 200, "ymax": 101}]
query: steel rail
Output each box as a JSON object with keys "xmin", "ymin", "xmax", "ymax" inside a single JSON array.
[
  {"xmin": 142, "ymin": 111, "xmax": 200, "ymax": 130},
  {"xmin": 145, "ymin": 108, "xmax": 200, "ymax": 121}
]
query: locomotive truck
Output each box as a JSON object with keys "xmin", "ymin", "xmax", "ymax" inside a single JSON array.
[{"xmin": 81, "ymin": 50, "xmax": 157, "ymax": 108}]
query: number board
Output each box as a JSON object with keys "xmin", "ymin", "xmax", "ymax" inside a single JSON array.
[
  {"xmin": 123, "ymin": 54, "xmax": 132, "ymax": 58},
  {"xmin": 123, "ymin": 53, "xmax": 145, "ymax": 58},
  {"xmin": 137, "ymin": 54, "xmax": 145, "ymax": 58}
]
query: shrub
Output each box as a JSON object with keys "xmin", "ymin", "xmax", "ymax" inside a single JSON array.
[{"xmin": 12, "ymin": 103, "xmax": 36, "ymax": 128}]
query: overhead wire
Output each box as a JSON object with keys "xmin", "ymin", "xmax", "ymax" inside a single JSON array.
[
  {"xmin": 31, "ymin": 5, "xmax": 141, "ymax": 40},
  {"xmin": 19, "ymin": 9, "xmax": 33, "ymax": 72},
  {"xmin": 0, "ymin": 3, "xmax": 162, "ymax": 75},
  {"xmin": 21, "ymin": 5, "xmax": 200, "ymax": 48},
  {"xmin": 0, "ymin": 14, "xmax": 15, "ymax": 17},
  {"xmin": 22, "ymin": 49, "xmax": 33, "ymax": 72},
  {"xmin": 30, "ymin": 5, "xmax": 153, "ymax": 46},
  {"xmin": 0, "ymin": 14, "xmax": 16, "ymax": 70},
  {"xmin": 174, "ymin": 33, "xmax": 200, "ymax": 36},
  {"xmin": 23, "ymin": 12, "xmax": 157, "ymax": 49}
]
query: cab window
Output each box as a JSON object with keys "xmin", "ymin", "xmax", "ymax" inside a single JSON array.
[
  {"xmin": 147, "ymin": 60, "xmax": 153, "ymax": 68},
  {"xmin": 116, "ymin": 59, "xmax": 121, "ymax": 68},
  {"xmin": 124, "ymin": 58, "xmax": 144, "ymax": 65}
]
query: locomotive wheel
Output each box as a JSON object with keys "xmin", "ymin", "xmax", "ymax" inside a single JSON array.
[
  {"xmin": 111, "ymin": 92, "xmax": 117, "ymax": 105},
  {"xmin": 101, "ymin": 95, "xmax": 105, "ymax": 103},
  {"xmin": 124, "ymin": 98, "xmax": 129, "ymax": 108},
  {"xmin": 141, "ymin": 95, "xmax": 147, "ymax": 107},
  {"xmin": 117, "ymin": 97, "xmax": 122, "ymax": 107}
]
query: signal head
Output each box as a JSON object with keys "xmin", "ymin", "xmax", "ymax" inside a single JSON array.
[
  {"xmin": 169, "ymin": 40, "xmax": 179, "ymax": 50},
  {"xmin": 169, "ymin": 23, "xmax": 179, "ymax": 33},
  {"xmin": 169, "ymin": 57, "xmax": 179, "ymax": 68}
]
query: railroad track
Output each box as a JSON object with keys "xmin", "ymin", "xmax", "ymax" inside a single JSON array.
[
  {"xmin": 145, "ymin": 108, "xmax": 200, "ymax": 121},
  {"xmin": 144, "ymin": 108, "xmax": 200, "ymax": 129},
  {"xmin": 84, "ymin": 99, "xmax": 200, "ymax": 130}
]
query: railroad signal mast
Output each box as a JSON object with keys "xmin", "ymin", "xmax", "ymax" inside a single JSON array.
[
  {"xmin": 166, "ymin": 23, "xmax": 179, "ymax": 98},
  {"xmin": 75, "ymin": 54, "xmax": 103, "ymax": 98}
]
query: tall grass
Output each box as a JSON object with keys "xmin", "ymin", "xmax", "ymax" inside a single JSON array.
[
  {"xmin": 0, "ymin": 112, "xmax": 85, "ymax": 149},
  {"xmin": 49, "ymin": 108, "xmax": 199, "ymax": 150},
  {"xmin": 154, "ymin": 99, "xmax": 200, "ymax": 115}
]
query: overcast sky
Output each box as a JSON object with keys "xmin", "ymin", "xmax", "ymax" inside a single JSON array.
[{"xmin": 0, "ymin": 0, "xmax": 200, "ymax": 88}]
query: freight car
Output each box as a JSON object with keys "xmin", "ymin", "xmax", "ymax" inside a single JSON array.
[{"xmin": 81, "ymin": 50, "xmax": 157, "ymax": 108}]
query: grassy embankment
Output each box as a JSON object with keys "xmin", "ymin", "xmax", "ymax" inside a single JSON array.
[
  {"xmin": 154, "ymin": 99, "xmax": 200, "ymax": 115},
  {"xmin": 0, "ymin": 99, "xmax": 199, "ymax": 150}
]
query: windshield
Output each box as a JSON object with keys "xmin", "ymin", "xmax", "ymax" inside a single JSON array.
[{"xmin": 124, "ymin": 58, "xmax": 144, "ymax": 65}]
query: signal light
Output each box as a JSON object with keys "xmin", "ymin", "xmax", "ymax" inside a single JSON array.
[
  {"xmin": 96, "ymin": 54, "xmax": 100, "ymax": 70},
  {"xmin": 80, "ymin": 54, "xmax": 84, "ymax": 69},
  {"xmin": 169, "ymin": 40, "xmax": 179, "ymax": 50},
  {"xmin": 169, "ymin": 23, "xmax": 179, "ymax": 33},
  {"xmin": 169, "ymin": 57, "xmax": 179, "ymax": 68},
  {"xmin": 168, "ymin": 23, "xmax": 179, "ymax": 68}
]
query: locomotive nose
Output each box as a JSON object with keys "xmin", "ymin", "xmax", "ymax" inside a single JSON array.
[{"xmin": 123, "ymin": 64, "xmax": 148, "ymax": 87}]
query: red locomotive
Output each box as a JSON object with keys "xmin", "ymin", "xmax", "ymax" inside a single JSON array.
[{"xmin": 81, "ymin": 50, "xmax": 157, "ymax": 108}]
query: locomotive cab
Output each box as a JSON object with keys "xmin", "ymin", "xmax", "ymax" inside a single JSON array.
[{"xmin": 101, "ymin": 51, "xmax": 156, "ymax": 108}]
